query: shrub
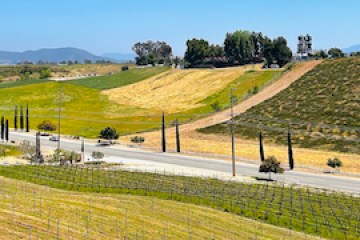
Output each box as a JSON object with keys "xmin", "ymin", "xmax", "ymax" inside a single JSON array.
[
  {"xmin": 131, "ymin": 136, "xmax": 145, "ymax": 145},
  {"xmin": 210, "ymin": 101, "xmax": 221, "ymax": 112},
  {"xmin": 38, "ymin": 120, "xmax": 56, "ymax": 132},
  {"xmin": 327, "ymin": 157, "xmax": 343, "ymax": 172},
  {"xmin": 91, "ymin": 151, "xmax": 104, "ymax": 161},
  {"xmin": 121, "ymin": 65, "xmax": 129, "ymax": 71},
  {"xmin": 259, "ymin": 156, "xmax": 284, "ymax": 180}
]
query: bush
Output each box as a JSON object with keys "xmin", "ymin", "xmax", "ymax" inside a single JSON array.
[
  {"xmin": 92, "ymin": 151, "xmax": 104, "ymax": 161},
  {"xmin": 38, "ymin": 120, "xmax": 56, "ymax": 132},
  {"xmin": 259, "ymin": 156, "xmax": 284, "ymax": 180},
  {"xmin": 327, "ymin": 157, "xmax": 343, "ymax": 172},
  {"xmin": 131, "ymin": 136, "xmax": 145, "ymax": 145},
  {"xmin": 210, "ymin": 101, "xmax": 221, "ymax": 112},
  {"xmin": 121, "ymin": 65, "xmax": 129, "ymax": 71}
]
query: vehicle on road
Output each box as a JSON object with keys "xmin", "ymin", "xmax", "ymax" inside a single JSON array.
[{"xmin": 49, "ymin": 136, "xmax": 59, "ymax": 141}]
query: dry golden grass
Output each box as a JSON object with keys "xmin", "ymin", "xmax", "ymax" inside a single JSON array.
[
  {"xmin": 0, "ymin": 177, "xmax": 316, "ymax": 240},
  {"xmin": 104, "ymin": 65, "xmax": 262, "ymax": 113},
  {"xmin": 124, "ymin": 127, "xmax": 360, "ymax": 174}
]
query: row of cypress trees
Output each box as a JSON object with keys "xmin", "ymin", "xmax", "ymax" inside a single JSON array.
[
  {"xmin": 14, "ymin": 105, "xmax": 30, "ymax": 132},
  {"xmin": 259, "ymin": 129, "xmax": 294, "ymax": 170}
]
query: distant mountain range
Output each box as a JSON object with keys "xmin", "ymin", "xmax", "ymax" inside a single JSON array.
[
  {"xmin": 0, "ymin": 47, "xmax": 112, "ymax": 64},
  {"xmin": 342, "ymin": 44, "xmax": 360, "ymax": 54},
  {"xmin": 101, "ymin": 53, "xmax": 135, "ymax": 62}
]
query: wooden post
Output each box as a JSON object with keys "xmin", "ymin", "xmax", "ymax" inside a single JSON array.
[
  {"xmin": 259, "ymin": 131, "xmax": 265, "ymax": 161},
  {"xmin": 288, "ymin": 128, "xmax": 294, "ymax": 170}
]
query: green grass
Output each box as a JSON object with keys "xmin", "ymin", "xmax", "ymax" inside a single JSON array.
[
  {"xmin": 200, "ymin": 57, "xmax": 360, "ymax": 154},
  {"xmin": 0, "ymin": 67, "xmax": 283, "ymax": 138},
  {"xmin": 0, "ymin": 165, "xmax": 358, "ymax": 239},
  {"xmin": 0, "ymin": 79, "xmax": 50, "ymax": 89},
  {"xmin": 68, "ymin": 67, "xmax": 170, "ymax": 89},
  {"xmin": 0, "ymin": 144, "xmax": 21, "ymax": 157}
]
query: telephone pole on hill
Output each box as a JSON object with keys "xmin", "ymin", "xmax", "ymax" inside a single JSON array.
[{"xmin": 57, "ymin": 85, "xmax": 62, "ymax": 154}]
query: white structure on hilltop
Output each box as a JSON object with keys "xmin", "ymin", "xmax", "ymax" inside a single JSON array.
[{"xmin": 297, "ymin": 34, "xmax": 312, "ymax": 58}]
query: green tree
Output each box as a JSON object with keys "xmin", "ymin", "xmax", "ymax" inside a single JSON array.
[
  {"xmin": 259, "ymin": 156, "xmax": 284, "ymax": 180},
  {"xmin": 39, "ymin": 68, "xmax": 52, "ymax": 79},
  {"xmin": 184, "ymin": 39, "xmax": 210, "ymax": 67},
  {"xmin": 37, "ymin": 120, "xmax": 56, "ymax": 133},
  {"xmin": 327, "ymin": 157, "xmax": 343, "ymax": 173},
  {"xmin": 100, "ymin": 127, "xmax": 119, "ymax": 140},
  {"xmin": 132, "ymin": 41, "xmax": 172, "ymax": 65},
  {"xmin": 271, "ymin": 37, "xmax": 292, "ymax": 67},
  {"xmin": 224, "ymin": 30, "xmax": 255, "ymax": 64},
  {"xmin": 328, "ymin": 48, "xmax": 344, "ymax": 58}
]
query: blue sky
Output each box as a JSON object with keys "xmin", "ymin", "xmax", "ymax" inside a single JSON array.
[{"xmin": 0, "ymin": 0, "xmax": 359, "ymax": 56}]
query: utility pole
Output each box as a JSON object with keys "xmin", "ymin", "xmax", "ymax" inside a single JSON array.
[
  {"xmin": 175, "ymin": 119, "xmax": 180, "ymax": 153},
  {"xmin": 57, "ymin": 85, "xmax": 62, "ymax": 155},
  {"xmin": 81, "ymin": 137, "xmax": 85, "ymax": 164},
  {"xmin": 161, "ymin": 112, "xmax": 166, "ymax": 153},
  {"xmin": 230, "ymin": 88, "xmax": 236, "ymax": 177}
]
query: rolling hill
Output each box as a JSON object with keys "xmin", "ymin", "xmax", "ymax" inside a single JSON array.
[
  {"xmin": 0, "ymin": 47, "xmax": 110, "ymax": 64},
  {"xmin": 199, "ymin": 57, "xmax": 360, "ymax": 153}
]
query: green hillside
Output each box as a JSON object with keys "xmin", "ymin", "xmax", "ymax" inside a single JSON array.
[
  {"xmin": 68, "ymin": 66, "xmax": 170, "ymax": 89},
  {"xmin": 200, "ymin": 57, "xmax": 360, "ymax": 153}
]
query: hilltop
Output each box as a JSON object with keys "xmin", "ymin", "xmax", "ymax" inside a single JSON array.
[{"xmin": 200, "ymin": 57, "xmax": 360, "ymax": 153}]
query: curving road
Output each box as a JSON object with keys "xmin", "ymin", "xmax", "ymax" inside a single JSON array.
[{"xmin": 8, "ymin": 131, "xmax": 360, "ymax": 194}]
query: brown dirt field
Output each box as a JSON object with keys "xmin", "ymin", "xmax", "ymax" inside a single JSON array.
[{"xmin": 121, "ymin": 60, "xmax": 360, "ymax": 174}]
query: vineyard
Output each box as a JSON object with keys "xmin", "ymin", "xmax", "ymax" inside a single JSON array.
[
  {"xmin": 200, "ymin": 57, "xmax": 360, "ymax": 154},
  {"xmin": 0, "ymin": 165, "xmax": 359, "ymax": 239}
]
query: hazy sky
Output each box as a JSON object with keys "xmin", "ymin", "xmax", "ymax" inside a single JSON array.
[{"xmin": 1, "ymin": 0, "xmax": 359, "ymax": 56}]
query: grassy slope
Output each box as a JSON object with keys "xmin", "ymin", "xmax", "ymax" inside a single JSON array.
[
  {"xmin": 0, "ymin": 67, "xmax": 282, "ymax": 137},
  {"xmin": 0, "ymin": 165, "xmax": 358, "ymax": 239},
  {"xmin": 0, "ymin": 79, "xmax": 50, "ymax": 89},
  {"xmin": 200, "ymin": 57, "xmax": 360, "ymax": 153},
  {"xmin": 0, "ymin": 176, "xmax": 314, "ymax": 240},
  {"xmin": 68, "ymin": 67, "xmax": 170, "ymax": 89},
  {"xmin": 0, "ymin": 144, "xmax": 21, "ymax": 157}
]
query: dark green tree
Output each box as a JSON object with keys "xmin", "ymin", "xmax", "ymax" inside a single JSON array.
[
  {"xmin": 20, "ymin": 105, "xmax": 24, "ymax": 131},
  {"xmin": 327, "ymin": 157, "xmax": 343, "ymax": 173},
  {"xmin": 26, "ymin": 104, "xmax": 29, "ymax": 132},
  {"xmin": 259, "ymin": 131, "xmax": 265, "ymax": 161},
  {"xmin": 184, "ymin": 39, "xmax": 210, "ymax": 67},
  {"xmin": 272, "ymin": 37, "xmax": 293, "ymax": 67},
  {"xmin": 328, "ymin": 48, "xmax": 344, "ymax": 58},
  {"xmin": 14, "ymin": 106, "xmax": 18, "ymax": 131},
  {"xmin": 5, "ymin": 119, "xmax": 9, "ymax": 141},
  {"xmin": 161, "ymin": 112, "xmax": 166, "ymax": 152},
  {"xmin": 224, "ymin": 30, "xmax": 255, "ymax": 64},
  {"xmin": 288, "ymin": 129, "xmax": 294, "ymax": 170},
  {"xmin": 176, "ymin": 119, "xmax": 180, "ymax": 153},
  {"xmin": 259, "ymin": 156, "xmax": 284, "ymax": 180},
  {"xmin": 99, "ymin": 127, "xmax": 119, "ymax": 140},
  {"xmin": 0, "ymin": 117, "xmax": 4, "ymax": 140}
]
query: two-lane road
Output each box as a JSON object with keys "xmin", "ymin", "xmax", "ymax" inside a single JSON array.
[{"xmin": 8, "ymin": 132, "xmax": 360, "ymax": 194}]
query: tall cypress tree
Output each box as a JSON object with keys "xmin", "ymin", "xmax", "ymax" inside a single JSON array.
[
  {"xmin": 1, "ymin": 117, "xmax": 4, "ymax": 140},
  {"xmin": 26, "ymin": 104, "xmax": 29, "ymax": 132},
  {"xmin": 5, "ymin": 119, "xmax": 9, "ymax": 141},
  {"xmin": 20, "ymin": 105, "xmax": 24, "ymax": 131},
  {"xmin": 14, "ymin": 106, "xmax": 18, "ymax": 131},
  {"xmin": 288, "ymin": 128, "xmax": 294, "ymax": 170},
  {"xmin": 175, "ymin": 119, "xmax": 180, "ymax": 153},
  {"xmin": 259, "ymin": 131, "xmax": 265, "ymax": 161},
  {"xmin": 161, "ymin": 112, "xmax": 166, "ymax": 152}
]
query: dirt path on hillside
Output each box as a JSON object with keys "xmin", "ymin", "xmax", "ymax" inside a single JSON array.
[
  {"xmin": 121, "ymin": 60, "xmax": 356, "ymax": 173},
  {"xmin": 180, "ymin": 60, "xmax": 322, "ymax": 131}
]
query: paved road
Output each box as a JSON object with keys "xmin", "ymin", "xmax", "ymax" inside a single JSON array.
[{"xmin": 8, "ymin": 132, "xmax": 360, "ymax": 194}]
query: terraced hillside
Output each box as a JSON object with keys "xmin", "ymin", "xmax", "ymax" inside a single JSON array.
[{"xmin": 200, "ymin": 57, "xmax": 360, "ymax": 153}]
